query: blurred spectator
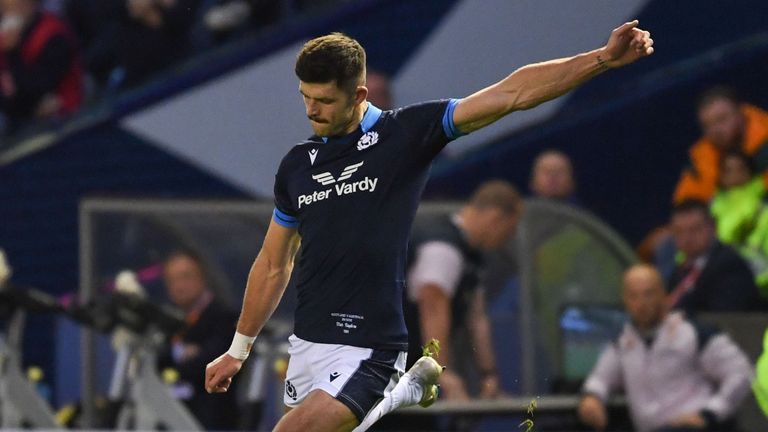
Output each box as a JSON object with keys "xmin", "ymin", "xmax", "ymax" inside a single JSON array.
[
  {"xmin": 578, "ymin": 264, "xmax": 753, "ymax": 432},
  {"xmin": 674, "ymin": 86, "xmax": 768, "ymax": 203},
  {"xmin": 637, "ymin": 224, "xmax": 678, "ymax": 280},
  {"xmin": 404, "ymin": 180, "xmax": 521, "ymax": 400},
  {"xmin": 0, "ymin": 0, "xmax": 82, "ymax": 132},
  {"xmin": 64, "ymin": 0, "xmax": 122, "ymax": 87},
  {"xmin": 710, "ymin": 151, "xmax": 768, "ymax": 292},
  {"xmin": 530, "ymin": 149, "xmax": 578, "ymax": 204},
  {"xmin": 711, "ymin": 151, "xmax": 765, "ymax": 245},
  {"xmin": 365, "ymin": 69, "xmax": 392, "ymax": 110},
  {"xmin": 668, "ymin": 199, "xmax": 763, "ymax": 313},
  {"xmin": 159, "ymin": 249, "xmax": 243, "ymax": 430},
  {"xmin": 195, "ymin": 0, "xmax": 279, "ymax": 48},
  {"xmin": 115, "ymin": 0, "xmax": 201, "ymax": 88}
]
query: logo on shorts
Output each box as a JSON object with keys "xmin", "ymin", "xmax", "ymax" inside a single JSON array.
[
  {"xmin": 285, "ymin": 380, "xmax": 297, "ymax": 400},
  {"xmin": 330, "ymin": 372, "xmax": 341, "ymax": 382},
  {"xmin": 357, "ymin": 131, "xmax": 379, "ymax": 151}
]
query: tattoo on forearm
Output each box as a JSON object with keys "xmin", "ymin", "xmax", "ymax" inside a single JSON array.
[{"xmin": 596, "ymin": 55, "xmax": 610, "ymax": 71}]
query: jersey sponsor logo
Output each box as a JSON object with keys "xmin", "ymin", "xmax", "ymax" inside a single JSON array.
[
  {"xmin": 312, "ymin": 161, "xmax": 364, "ymax": 185},
  {"xmin": 308, "ymin": 148, "xmax": 318, "ymax": 165},
  {"xmin": 330, "ymin": 372, "xmax": 341, "ymax": 382},
  {"xmin": 299, "ymin": 161, "xmax": 379, "ymax": 208},
  {"xmin": 357, "ymin": 131, "xmax": 379, "ymax": 151}
]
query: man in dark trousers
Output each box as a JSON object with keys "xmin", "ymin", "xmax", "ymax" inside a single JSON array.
[{"xmin": 668, "ymin": 199, "xmax": 764, "ymax": 313}]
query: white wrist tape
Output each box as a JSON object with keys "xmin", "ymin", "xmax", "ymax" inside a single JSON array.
[{"xmin": 226, "ymin": 332, "xmax": 256, "ymax": 360}]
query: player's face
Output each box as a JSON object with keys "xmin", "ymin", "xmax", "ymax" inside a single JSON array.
[
  {"xmin": 299, "ymin": 81, "xmax": 360, "ymax": 137},
  {"xmin": 671, "ymin": 210, "xmax": 715, "ymax": 258},
  {"xmin": 163, "ymin": 255, "xmax": 207, "ymax": 310},
  {"xmin": 699, "ymin": 99, "xmax": 745, "ymax": 151},
  {"xmin": 623, "ymin": 270, "xmax": 666, "ymax": 330}
]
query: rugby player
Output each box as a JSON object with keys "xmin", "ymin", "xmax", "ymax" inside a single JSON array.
[{"xmin": 205, "ymin": 20, "xmax": 654, "ymax": 432}]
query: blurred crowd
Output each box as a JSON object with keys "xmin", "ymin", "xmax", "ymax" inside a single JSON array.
[
  {"xmin": 639, "ymin": 87, "xmax": 768, "ymax": 310},
  {"xmin": 0, "ymin": 0, "xmax": 346, "ymax": 137},
  {"xmin": 583, "ymin": 86, "xmax": 768, "ymax": 431},
  {"xmin": 401, "ymin": 85, "xmax": 768, "ymax": 431},
  {"xmin": 380, "ymin": 84, "xmax": 768, "ymax": 430}
]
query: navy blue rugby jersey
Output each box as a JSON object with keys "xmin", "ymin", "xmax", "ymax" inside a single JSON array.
[{"xmin": 272, "ymin": 99, "xmax": 463, "ymax": 351}]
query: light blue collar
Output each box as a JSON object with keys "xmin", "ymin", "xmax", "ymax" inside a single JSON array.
[
  {"xmin": 360, "ymin": 102, "xmax": 382, "ymax": 133},
  {"xmin": 321, "ymin": 102, "xmax": 382, "ymax": 143}
]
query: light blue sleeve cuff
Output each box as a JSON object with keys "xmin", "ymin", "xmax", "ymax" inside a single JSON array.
[
  {"xmin": 442, "ymin": 98, "xmax": 466, "ymax": 140},
  {"xmin": 273, "ymin": 208, "xmax": 298, "ymax": 228}
]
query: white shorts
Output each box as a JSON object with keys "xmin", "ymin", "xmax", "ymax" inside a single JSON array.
[{"xmin": 283, "ymin": 334, "xmax": 407, "ymax": 421}]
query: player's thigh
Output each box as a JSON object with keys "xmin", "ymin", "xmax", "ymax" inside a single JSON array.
[{"xmin": 274, "ymin": 389, "xmax": 358, "ymax": 432}]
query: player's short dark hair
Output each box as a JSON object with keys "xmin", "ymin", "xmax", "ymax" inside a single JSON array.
[
  {"xmin": 671, "ymin": 199, "xmax": 714, "ymax": 224},
  {"xmin": 468, "ymin": 180, "xmax": 522, "ymax": 216},
  {"xmin": 697, "ymin": 86, "xmax": 741, "ymax": 111},
  {"xmin": 295, "ymin": 32, "xmax": 366, "ymax": 94}
]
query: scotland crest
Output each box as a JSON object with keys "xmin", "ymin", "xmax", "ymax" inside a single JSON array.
[{"xmin": 357, "ymin": 131, "xmax": 379, "ymax": 151}]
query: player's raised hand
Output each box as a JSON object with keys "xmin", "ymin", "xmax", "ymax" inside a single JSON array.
[
  {"xmin": 205, "ymin": 353, "xmax": 243, "ymax": 393},
  {"xmin": 601, "ymin": 20, "xmax": 654, "ymax": 68}
]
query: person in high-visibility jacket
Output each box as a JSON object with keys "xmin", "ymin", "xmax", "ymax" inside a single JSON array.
[
  {"xmin": 674, "ymin": 87, "xmax": 768, "ymax": 204},
  {"xmin": 710, "ymin": 151, "xmax": 768, "ymax": 297}
]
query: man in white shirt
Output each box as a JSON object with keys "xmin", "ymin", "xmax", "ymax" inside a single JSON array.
[{"xmin": 578, "ymin": 264, "xmax": 753, "ymax": 431}]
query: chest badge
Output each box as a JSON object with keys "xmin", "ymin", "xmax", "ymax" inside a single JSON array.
[{"xmin": 357, "ymin": 131, "xmax": 379, "ymax": 151}]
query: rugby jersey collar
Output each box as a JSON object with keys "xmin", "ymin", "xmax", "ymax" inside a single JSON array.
[
  {"xmin": 320, "ymin": 102, "xmax": 382, "ymax": 143},
  {"xmin": 360, "ymin": 102, "xmax": 382, "ymax": 133}
]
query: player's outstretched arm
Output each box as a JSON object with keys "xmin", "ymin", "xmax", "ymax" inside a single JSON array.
[
  {"xmin": 205, "ymin": 220, "xmax": 300, "ymax": 393},
  {"xmin": 453, "ymin": 20, "xmax": 654, "ymax": 134}
]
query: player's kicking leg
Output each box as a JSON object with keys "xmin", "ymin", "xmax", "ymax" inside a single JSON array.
[
  {"xmin": 352, "ymin": 342, "xmax": 444, "ymax": 432},
  {"xmin": 276, "ymin": 334, "xmax": 410, "ymax": 431},
  {"xmin": 274, "ymin": 390, "xmax": 358, "ymax": 432}
]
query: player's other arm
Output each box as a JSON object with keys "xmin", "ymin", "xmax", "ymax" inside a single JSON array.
[
  {"xmin": 453, "ymin": 20, "xmax": 654, "ymax": 134},
  {"xmin": 205, "ymin": 220, "xmax": 300, "ymax": 393}
]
